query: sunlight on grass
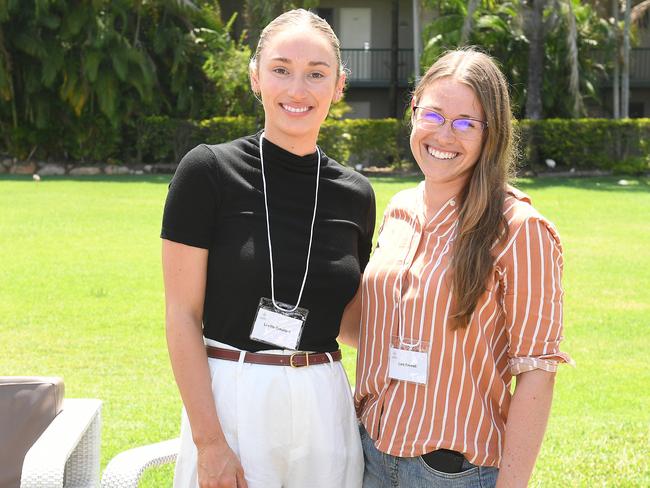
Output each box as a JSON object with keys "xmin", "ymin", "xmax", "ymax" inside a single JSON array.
[{"xmin": 1, "ymin": 175, "xmax": 648, "ymax": 486}]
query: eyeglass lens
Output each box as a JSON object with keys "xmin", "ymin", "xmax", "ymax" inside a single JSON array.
[{"xmin": 419, "ymin": 109, "xmax": 480, "ymax": 134}]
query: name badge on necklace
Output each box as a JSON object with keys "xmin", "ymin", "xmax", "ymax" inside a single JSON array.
[
  {"xmin": 388, "ymin": 336, "xmax": 430, "ymax": 385},
  {"xmin": 250, "ymin": 297, "xmax": 309, "ymax": 350}
]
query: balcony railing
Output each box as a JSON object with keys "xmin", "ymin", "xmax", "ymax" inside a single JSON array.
[
  {"xmin": 341, "ymin": 48, "xmax": 414, "ymax": 86},
  {"xmin": 588, "ymin": 48, "xmax": 650, "ymax": 87},
  {"xmin": 342, "ymin": 48, "xmax": 650, "ymax": 87}
]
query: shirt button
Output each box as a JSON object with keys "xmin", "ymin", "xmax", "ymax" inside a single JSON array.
[{"xmin": 450, "ymin": 199, "xmax": 456, "ymax": 206}]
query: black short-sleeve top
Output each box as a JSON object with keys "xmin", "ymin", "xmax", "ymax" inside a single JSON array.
[{"xmin": 161, "ymin": 133, "xmax": 376, "ymax": 352}]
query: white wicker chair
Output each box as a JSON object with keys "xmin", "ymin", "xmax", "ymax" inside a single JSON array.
[
  {"xmin": 20, "ymin": 398, "xmax": 102, "ymax": 488},
  {"xmin": 100, "ymin": 438, "xmax": 179, "ymax": 488}
]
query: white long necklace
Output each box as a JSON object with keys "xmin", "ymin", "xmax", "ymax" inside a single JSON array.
[{"xmin": 259, "ymin": 132, "xmax": 321, "ymax": 312}]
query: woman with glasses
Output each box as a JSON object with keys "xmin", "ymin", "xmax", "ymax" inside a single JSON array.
[{"xmin": 351, "ymin": 49, "xmax": 573, "ymax": 487}]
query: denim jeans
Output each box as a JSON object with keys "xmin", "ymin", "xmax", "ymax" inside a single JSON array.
[{"xmin": 360, "ymin": 424, "xmax": 499, "ymax": 488}]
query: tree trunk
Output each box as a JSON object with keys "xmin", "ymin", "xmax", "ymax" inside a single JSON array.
[
  {"xmin": 612, "ymin": 0, "xmax": 620, "ymax": 119},
  {"xmin": 525, "ymin": 0, "xmax": 545, "ymax": 120},
  {"xmin": 460, "ymin": 0, "xmax": 480, "ymax": 45},
  {"xmin": 133, "ymin": 1, "xmax": 142, "ymax": 46},
  {"xmin": 389, "ymin": 0, "xmax": 399, "ymax": 118},
  {"xmin": 565, "ymin": 0, "xmax": 583, "ymax": 117},
  {"xmin": 412, "ymin": 0, "xmax": 421, "ymax": 81},
  {"xmin": 220, "ymin": 0, "xmax": 246, "ymax": 41},
  {"xmin": 622, "ymin": 0, "xmax": 631, "ymax": 118},
  {"xmin": 0, "ymin": 26, "xmax": 17, "ymax": 128}
]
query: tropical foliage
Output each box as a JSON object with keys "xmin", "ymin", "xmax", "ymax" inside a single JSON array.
[
  {"xmin": 0, "ymin": 0, "xmax": 253, "ymax": 160},
  {"xmin": 420, "ymin": 0, "xmax": 615, "ymax": 119}
]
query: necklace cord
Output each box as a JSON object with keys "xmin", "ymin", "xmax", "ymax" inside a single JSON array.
[{"xmin": 259, "ymin": 132, "xmax": 320, "ymax": 313}]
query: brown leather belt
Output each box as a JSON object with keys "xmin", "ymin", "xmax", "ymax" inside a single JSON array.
[{"xmin": 206, "ymin": 345, "xmax": 342, "ymax": 368}]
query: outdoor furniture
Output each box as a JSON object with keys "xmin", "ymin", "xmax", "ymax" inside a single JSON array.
[
  {"xmin": 0, "ymin": 376, "xmax": 102, "ymax": 488},
  {"xmin": 100, "ymin": 438, "xmax": 179, "ymax": 488}
]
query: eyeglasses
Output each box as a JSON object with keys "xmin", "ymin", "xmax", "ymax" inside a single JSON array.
[{"xmin": 413, "ymin": 106, "xmax": 487, "ymax": 140}]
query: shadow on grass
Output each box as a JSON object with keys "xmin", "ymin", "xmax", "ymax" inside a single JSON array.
[
  {"xmin": 2, "ymin": 174, "xmax": 649, "ymax": 193},
  {"xmin": 0, "ymin": 174, "xmax": 172, "ymax": 184},
  {"xmin": 367, "ymin": 175, "xmax": 422, "ymax": 185},
  {"xmin": 514, "ymin": 176, "xmax": 650, "ymax": 194},
  {"xmin": 367, "ymin": 174, "xmax": 650, "ymax": 194}
]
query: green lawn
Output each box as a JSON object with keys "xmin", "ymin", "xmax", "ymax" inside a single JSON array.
[{"xmin": 1, "ymin": 174, "xmax": 648, "ymax": 487}]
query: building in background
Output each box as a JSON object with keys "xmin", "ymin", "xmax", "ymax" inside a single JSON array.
[
  {"xmin": 319, "ymin": 0, "xmax": 650, "ymax": 119},
  {"xmin": 592, "ymin": 0, "xmax": 650, "ymax": 117},
  {"xmin": 316, "ymin": 0, "xmax": 431, "ymax": 119},
  {"xmin": 222, "ymin": 1, "xmax": 649, "ymax": 119}
]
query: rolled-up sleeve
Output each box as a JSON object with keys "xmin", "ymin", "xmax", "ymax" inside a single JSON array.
[{"xmin": 502, "ymin": 216, "xmax": 574, "ymax": 375}]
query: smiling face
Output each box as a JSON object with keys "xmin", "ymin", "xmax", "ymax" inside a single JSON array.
[
  {"xmin": 410, "ymin": 77, "xmax": 485, "ymax": 193},
  {"xmin": 250, "ymin": 26, "xmax": 345, "ymax": 155}
]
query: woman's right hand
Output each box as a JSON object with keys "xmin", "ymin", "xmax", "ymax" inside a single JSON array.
[
  {"xmin": 163, "ymin": 239, "xmax": 246, "ymax": 486},
  {"xmin": 197, "ymin": 441, "xmax": 248, "ymax": 488}
]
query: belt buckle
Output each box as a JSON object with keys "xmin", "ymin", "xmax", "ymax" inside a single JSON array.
[{"xmin": 289, "ymin": 352, "xmax": 310, "ymax": 368}]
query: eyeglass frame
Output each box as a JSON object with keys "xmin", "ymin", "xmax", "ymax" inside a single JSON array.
[{"xmin": 411, "ymin": 105, "xmax": 488, "ymax": 137}]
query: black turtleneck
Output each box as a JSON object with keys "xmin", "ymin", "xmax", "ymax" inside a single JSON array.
[{"xmin": 161, "ymin": 132, "xmax": 376, "ymax": 352}]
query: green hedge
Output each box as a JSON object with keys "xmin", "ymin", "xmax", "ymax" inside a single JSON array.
[
  {"xmin": 134, "ymin": 116, "xmax": 405, "ymax": 167},
  {"xmin": 133, "ymin": 116, "xmax": 650, "ymax": 172},
  {"xmin": 2, "ymin": 116, "xmax": 649, "ymax": 173},
  {"xmin": 320, "ymin": 118, "xmax": 403, "ymax": 167},
  {"xmin": 517, "ymin": 119, "xmax": 650, "ymax": 173},
  {"xmin": 134, "ymin": 116, "xmax": 260, "ymax": 164}
]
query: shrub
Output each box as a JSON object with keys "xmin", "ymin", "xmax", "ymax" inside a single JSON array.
[
  {"xmin": 135, "ymin": 116, "xmax": 200, "ymax": 164},
  {"xmin": 517, "ymin": 119, "xmax": 650, "ymax": 173},
  {"xmin": 64, "ymin": 114, "xmax": 122, "ymax": 163},
  {"xmin": 3, "ymin": 115, "xmax": 649, "ymax": 174},
  {"xmin": 134, "ymin": 116, "xmax": 404, "ymax": 167},
  {"xmin": 199, "ymin": 116, "xmax": 260, "ymax": 146},
  {"xmin": 320, "ymin": 118, "xmax": 402, "ymax": 167}
]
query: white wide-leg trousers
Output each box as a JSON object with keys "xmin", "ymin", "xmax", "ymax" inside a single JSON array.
[{"xmin": 173, "ymin": 339, "xmax": 363, "ymax": 488}]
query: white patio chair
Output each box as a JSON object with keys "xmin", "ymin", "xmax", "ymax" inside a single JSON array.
[
  {"xmin": 100, "ymin": 438, "xmax": 179, "ymax": 488},
  {"xmin": 0, "ymin": 376, "xmax": 102, "ymax": 488},
  {"xmin": 20, "ymin": 398, "xmax": 103, "ymax": 488}
]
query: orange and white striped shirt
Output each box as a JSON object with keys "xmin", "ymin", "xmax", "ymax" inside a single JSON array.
[{"xmin": 355, "ymin": 183, "xmax": 573, "ymax": 468}]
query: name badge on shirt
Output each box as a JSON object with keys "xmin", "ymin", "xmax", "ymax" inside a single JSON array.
[
  {"xmin": 388, "ymin": 336, "xmax": 430, "ymax": 385},
  {"xmin": 250, "ymin": 297, "xmax": 308, "ymax": 350}
]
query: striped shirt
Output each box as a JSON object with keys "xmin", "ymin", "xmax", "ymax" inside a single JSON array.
[{"xmin": 354, "ymin": 183, "xmax": 573, "ymax": 467}]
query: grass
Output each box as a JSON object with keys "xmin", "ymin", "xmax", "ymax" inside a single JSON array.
[{"xmin": 0, "ymin": 174, "xmax": 648, "ymax": 487}]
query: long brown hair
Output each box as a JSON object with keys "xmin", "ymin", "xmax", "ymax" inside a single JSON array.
[{"xmin": 412, "ymin": 49, "xmax": 517, "ymax": 329}]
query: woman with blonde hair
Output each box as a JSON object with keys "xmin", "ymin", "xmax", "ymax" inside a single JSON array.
[
  {"xmin": 352, "ymin": 49, "xmax": 573, "ymax": 487},
  {"xmin": 162, "ymin": 9, "xmax": 374, "ymax": 488}
]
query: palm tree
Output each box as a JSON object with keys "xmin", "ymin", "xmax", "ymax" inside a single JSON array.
[
  {"xmin": 460, "ymin": 0, "xmax": 481, "ymax": 44},
  {"xmin": 631, "ymin": 0, "xmax": 650, "ymax": 20},
  {"xmin": 622, "ymin": 0, "xmax": 631, "ymax": 118},
  {"xmin": 625, "ymin": 0, "xmax": 650, "ymax": 117},
  {"xmin": 422, "ymin": 0, "xmax": 613, "ymax": 119},
  {"xmin": 612, "ymin": 0, "xmax": 620, "ymax": 119},
  {"xmin": 524, "ymin": 0, "xmax": 545, "ymax": 120},
  {"xmin": 390, "ymin": 0, "xmax": 400, "ymax": 117},
  {"xmin": 565, "ymin": 0, "xmax": 583, "ymax": 117}
]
